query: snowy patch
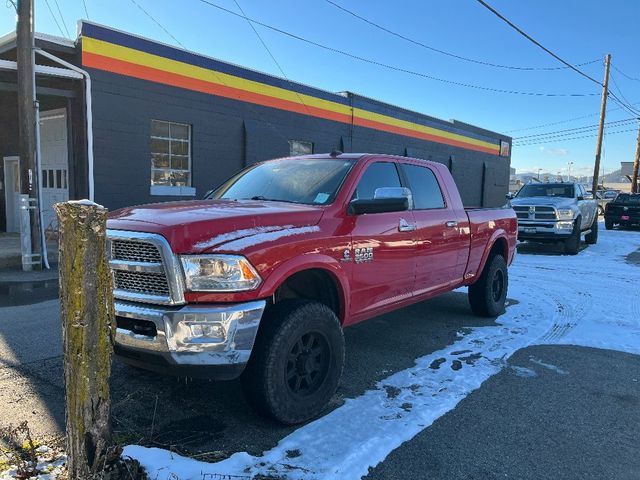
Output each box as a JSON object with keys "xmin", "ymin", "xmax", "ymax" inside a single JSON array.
[
  {"xmin": 193, "ymin": 225, "xmax": 294, "ymax": 250},
  {"xmin": 510, "ymin": 365, "xmax": 538, "ymax": 378},
  {"xmin": 529, "ymin": 356, "xmax": 569, "ymax": 375},
  {"xmin": 221, "ymin": 225, "xmax": 320, "ymax": 251},
  {"xmin": 125, "ymin": 223, "xmax": 640, "ymax": 479}
]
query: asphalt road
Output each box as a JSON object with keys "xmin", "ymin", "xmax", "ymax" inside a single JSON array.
[{"xmin": 0, "ymin": 240, "xmax": 639, "ymax": 478}]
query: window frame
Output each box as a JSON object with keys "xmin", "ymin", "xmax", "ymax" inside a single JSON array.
[
  {"xmin": 398, "ymin": 162, "xmax": 447, "ymax": 210},
  {"xmin": 288, "ymin": 140, "xmax": 314, "ymax": 157},
  {"xmin": 149, "ymin": 119, "xmax": 194, "ymax": 195},
  {"xmin": 349, "ymin": 160, "xmax": 403, "ymax": 205}
]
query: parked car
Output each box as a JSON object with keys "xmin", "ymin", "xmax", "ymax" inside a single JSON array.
[
  {"xmin": 509, "ymin": 182, "xmax": 598, "ymax": 254},
  {"xmin": 604, "ymin": 193, "xmax": 640, "ymax": 229},
  {"xmin": 107, "ymin": 153, "xmax": 517, "ymax": 424},
  {"xmin": 594, "ymin": 190, "xmax": 619, "ymax": 215}
]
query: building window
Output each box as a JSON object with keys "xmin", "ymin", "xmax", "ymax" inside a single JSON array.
[
  {"xmin": 150, "ymin": 120, "xmax": 191, "ymax": 187},
  {"xmin": 289, "ymin": 140, "xmax": 313, "ymax": 156}
]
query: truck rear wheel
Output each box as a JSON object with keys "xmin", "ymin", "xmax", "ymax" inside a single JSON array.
[
  {"xmin": 241, "ymin": 300, "xmax": 344, "ymax": 424},
  {"xmin": 468, "ymin": 254, "xmax": 508, "ymax": 317},
  {"xmin": 585, "ymin": 217, "xmax": 598, "ymax": 245},
  {"xmin": 564, "ymin": 218, "xmax": 581, "ymax": 255}
]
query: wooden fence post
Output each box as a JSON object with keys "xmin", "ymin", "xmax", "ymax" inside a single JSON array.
[{"xmin": 55, "ymin": 200, "xmax": 114, "ymax": 479}]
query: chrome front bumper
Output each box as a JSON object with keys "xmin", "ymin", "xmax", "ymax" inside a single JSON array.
[
  {"xmin": 517, "ymin": 219, "xmax": 574, "ymax": 239},
  {"xmin": 114, "ymin": 299, "xmax": 266, "ymax": 378}
]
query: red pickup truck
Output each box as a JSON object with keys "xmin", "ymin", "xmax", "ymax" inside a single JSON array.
[{"xmin": 107, "ymin": 153, "xmax": 517, "ymax": 424}]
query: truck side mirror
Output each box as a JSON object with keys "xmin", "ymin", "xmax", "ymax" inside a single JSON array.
[
  {"xmin": 577, "ymin": 195, "xmax": 585, "ymax": 201},
  {"xmin": 505, "ymin": 192, "xmax": 515, "ymax": 200}
]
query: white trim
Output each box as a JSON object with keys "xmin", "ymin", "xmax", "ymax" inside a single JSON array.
[
  {"xmin": 0, "ymin": 59, "xmax": 83, "ymax": 79},
  {"xmin": 35, "ymin": 49, "xmax": 95, "ymax": 202},
  {"xmin": 150, "ymin": 185, "xmax": 196, "ymax": 197}
]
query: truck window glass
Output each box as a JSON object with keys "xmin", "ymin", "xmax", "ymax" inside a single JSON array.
[
  {"xmin": 211, "ymin": 159, "xmax": 354, "ymax": 205},
  {"xmin": 353, "ymin": 162, "xmax": 401, "ymax": 200},
  {"xmin": 516, "ymin": 183, "xmax": 574, "ymax": 198},
  {"xmin": 401, "ymin": 164, "xmax": 445, "ymax": 209}
]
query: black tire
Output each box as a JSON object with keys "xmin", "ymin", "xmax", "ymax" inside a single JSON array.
[
  {"xmin": 585, "ymin": 216, "xmax": 598, "ymax": 245},
  {"xmin": 564, "ymin": 218, "xmax": 581, "ymax": 255},
  {"xmin": 605, "ymin": 219, "xmax": 614, "ymax": 230},
  {"xmin": 597, "ymin": 205, "xmax": 604, "ymax": 216},
  {"xmin": 468, "ymin": 254, "xmax": 508, "ymax": 317},
  {"xmin": 241, "ymin": 300, "xmax": 344, "ymax": 424}
]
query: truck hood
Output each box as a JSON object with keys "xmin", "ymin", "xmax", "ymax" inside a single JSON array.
[
  {"xmin": 107, "ymin": 199, "xmax": 324, "ymax": 253},
  {"xmin": 510, "ymin": 197, "xmax": 576, "ymax": 209}
]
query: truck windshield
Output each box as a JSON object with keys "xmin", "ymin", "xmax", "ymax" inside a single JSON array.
[
  {"xmin": 209, "ymin": 159, "xmax": 354, "ymax": 205},
  {"xmin": 516, "ymin": 184, "xmax": 574, "ymax": 198}
]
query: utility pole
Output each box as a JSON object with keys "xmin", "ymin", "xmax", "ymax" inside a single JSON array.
[
  {"xmin": 16, "ymin": 0, "xmax": 42, "ymax": 270},
  {"xmin": 591, "ymin": 54, "xmax": 611, "ymax": 196}
]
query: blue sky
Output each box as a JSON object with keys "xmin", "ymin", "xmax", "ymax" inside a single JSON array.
[{"xmin": 3, "ymin": 0, "xmax": 639, "ymax": 176}]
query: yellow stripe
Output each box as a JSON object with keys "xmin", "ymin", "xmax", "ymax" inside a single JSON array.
[
  {"xmin": 83, "ymin": 37, "xmax": 352, "ymax": 116},
  {"xmin": 354, "ymin": 107, "xmax": 499, "ymax": 151},
  {"xmin": 83, "ymin": 36, "xmax": 498, "ymax": 153}
]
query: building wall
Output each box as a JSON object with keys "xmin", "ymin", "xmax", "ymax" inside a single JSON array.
[{"xmin": 81, "ymin": 22, "xmax": 512, "ymax": 210}]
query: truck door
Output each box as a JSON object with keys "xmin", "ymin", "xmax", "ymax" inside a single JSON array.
[
  {"xmin": 348, "ymin": 161, "xmax": 416, "ymax": 317},
  {"xmin": 400, "ymin": 162, "xmax": 468, "ymax": 293}
]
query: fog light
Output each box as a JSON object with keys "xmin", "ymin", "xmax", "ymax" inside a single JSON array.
[{"xmin": 557, "ymin": 221, "xmax": 573, "ymax": 230}]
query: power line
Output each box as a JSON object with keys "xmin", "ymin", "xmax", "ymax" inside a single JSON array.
[
  {"xmin": 513, "ymin": 121, "xmax": 636, "ymax": 143},
  {"xmin": 82, "ymin": 0, "xmax": 90, "ymax": 19},
  {"xmin": 128, "ymin": 0, "xmax": 186, "ymax": 49},
  {"xmin": 613, "ymin": 64, "xmax": 640, "ymax": 82},
  {"xmin": 506, "ymin": 100, "xmax": 640, "ymax": 133},
  {"xmin": 42, "ymin": 0, "xmax": 66, "ymax": 38},
  {"xmin": 52, "ymin": 0, "xmax": 71, "ymax": 38},
  {"xmin": 473, "ymin": 0, "xmax": 602, "ymax": 87},
  {"xmin": 610, "ymin": 72, "xmax": 636, "ymax": 112},
  {"xmin": 513, "ymin": 117, "xmax": 637, "ymax": 140},
  {"xmin": 231, "ymin": 0, "xmax": 312, "ymax": 117},
  {"xmin": 513, "ymin": 127, "xmax": 637, "ymax": 147},
  {"xmin": 324, "ymin": 0, "xmax": 600, "ymax": 72},
  {"xmin": 473, "ymin": 0, "xmax": 640, "ymax": 118},
  {"xmin": 197, "ymin": 0, "xmax": 599, "ymax": 97}
]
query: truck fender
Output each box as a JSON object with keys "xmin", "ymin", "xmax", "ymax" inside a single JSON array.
[
  {"xmin": 257, "ymin": 254, "xmax": 351, "ymax": 323},
  {"xmin": 468, "ymin": 230, "xmax": 510, "ymax": 284}
]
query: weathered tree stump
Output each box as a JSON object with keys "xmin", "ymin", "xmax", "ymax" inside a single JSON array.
[{"xmin": 55, "ymin": 200, "xmax": 114, "ymax": 479}]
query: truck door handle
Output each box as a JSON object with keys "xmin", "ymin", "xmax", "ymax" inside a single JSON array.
[
  {"xmin": 445, "ymin": 221, "xmax": 458, "ymax": 228},
  {"xmin": 398, "ymin": 218, "xmax": 416, "ymax": 232}
]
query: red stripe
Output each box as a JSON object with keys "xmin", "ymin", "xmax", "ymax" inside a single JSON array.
[{"xmin": 83, "ymin": 51, "xmax": 498, "ymax": 155}]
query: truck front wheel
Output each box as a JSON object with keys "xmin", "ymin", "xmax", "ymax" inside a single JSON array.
[
  {"xmin": 468, "ymin": 254, "xmax": 508, "ymax": 317},
  {"xmin": 564, "ymin": 218, "xmax": 581, "ymax": 255},
  {"xmin": 241, "ymin": 300, "xmax": 344, "ymax": 424}
]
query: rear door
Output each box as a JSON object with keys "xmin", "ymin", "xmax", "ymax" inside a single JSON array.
[
  {"xmin": 349, "ymin": 161, "xmax": 416, "ymax": 317},
  {"xmin": 400, "ymin": 162, "xmax": 468, "ymax": 294}
]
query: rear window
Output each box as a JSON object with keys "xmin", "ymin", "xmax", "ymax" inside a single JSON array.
[{"xmin": 615, "ymin": 194, "xmax": 640, "ymax": 205}]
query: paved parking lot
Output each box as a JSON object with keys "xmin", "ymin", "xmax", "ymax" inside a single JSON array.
[{"xmin": 1, "ymin": 225, "xmax": 639, "ymax": 479}]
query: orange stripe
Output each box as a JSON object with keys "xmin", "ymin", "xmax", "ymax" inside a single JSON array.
[
  {"xmin": 83, "ymin": 51, "xmax": 497, "ymax": 155},
  {"xmin": 354, "ymin": 117, "xmax": 499, "ymax": 155}
]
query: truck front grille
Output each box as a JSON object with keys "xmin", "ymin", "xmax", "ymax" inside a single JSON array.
[
  {"xmin": 113, "ymin": 270, "xmax": 170, "ymax": 297},
  {"xmin": 112, "ymin": 239, "xmax": 162, "ymax": 263},
  {"xmin": 513, "ymin": 206, "xmax": 557, "ymax": 220},
  {"xmin": 107, "ymin": 230, "xmax": 185, "ymax": 305}
]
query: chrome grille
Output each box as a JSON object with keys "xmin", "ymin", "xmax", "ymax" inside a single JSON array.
[
  {"xmin": 107, "ymin": 230, "xmax": 185, "ymax": 305},
  {"xmin": 513, "ymin": 206, "xmax": 557, "ymax": 220},
  {"xmin": 112, "ymin": 239, "xmax": 162, "ymax": 263},
  {"xmin": 113, "ymin": 270, "xmax": 170, "ymax": 296}
]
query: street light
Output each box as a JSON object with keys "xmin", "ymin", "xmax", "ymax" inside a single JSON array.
[
  {"xmin": 567, "ymin": 161, "xmax": 574, "ymax": 181},
  {"xmin": 537, "ymin": 168, "xmax": 542, "ymax": 180}
]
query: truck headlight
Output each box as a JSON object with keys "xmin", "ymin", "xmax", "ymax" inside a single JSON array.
[
  {"xmin": 557, "ymin": 209, "xmax": 574, "ymax": 220},
  {"xmin": 180, "ymin": 255, "xmax": 262, "ymax": 292}
]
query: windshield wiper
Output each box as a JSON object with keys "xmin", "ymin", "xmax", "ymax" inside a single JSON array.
[{"xmin": 244, "ymin": 196, "xmax": 300, "ymax": 204}]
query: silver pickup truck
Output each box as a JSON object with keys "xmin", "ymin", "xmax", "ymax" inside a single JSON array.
[{"xmin": 509, "ymin": 182, "xmax": 598, "ymax": 254}]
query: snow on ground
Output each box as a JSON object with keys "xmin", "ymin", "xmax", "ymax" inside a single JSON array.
[{"xmin": 124, "ymin": 224, "xmax": 640, "ymax": 479}]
